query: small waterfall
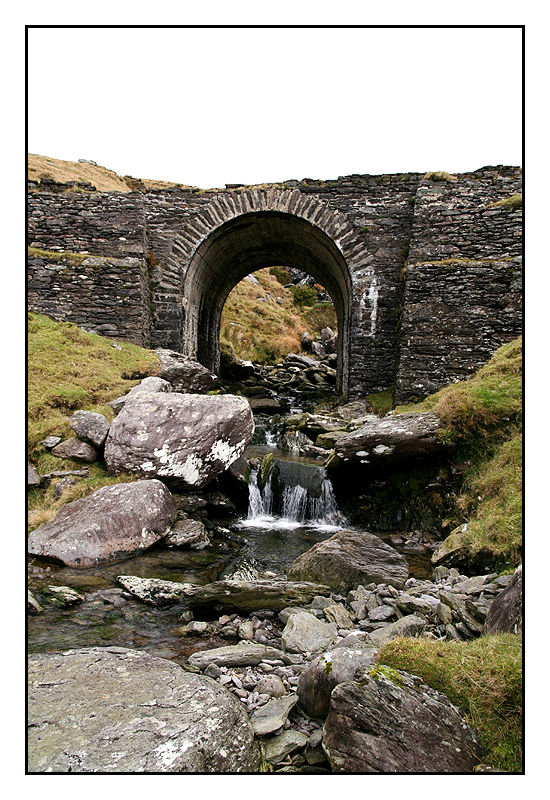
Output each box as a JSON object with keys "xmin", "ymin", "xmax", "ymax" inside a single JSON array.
[{"xmin": 245, "ymin": 460, "xmax": 345, "ymax": 528}]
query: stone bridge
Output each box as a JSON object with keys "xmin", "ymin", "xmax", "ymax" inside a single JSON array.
[{"xmin": 28, "ymin": 166, "xmax": 522, "ymax": 402}]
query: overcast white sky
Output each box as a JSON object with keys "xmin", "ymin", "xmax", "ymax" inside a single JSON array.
[{"xmin": 27, "ymin": 25, "xmax": 523, "ymax": 189}]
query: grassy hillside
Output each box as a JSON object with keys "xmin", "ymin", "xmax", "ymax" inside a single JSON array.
[
  {"xmin": 397, "ymin": 337, "xmax": 523, "ymax": 566},
  {"xmin": 28, "ymin": 153, "xmax": 199, "ymax": 193},
  {"xmin": 220, "ymin": 267, "xmax": 337, "ymax": 364},
  {"xmin": 27, "ymin": 313, "xmax": 159, "ymax": 529}
]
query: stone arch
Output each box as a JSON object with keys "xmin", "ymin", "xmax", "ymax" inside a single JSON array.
[{"xmin": 173, "ymin": 189, "xmax": 362, "ymax": 398}]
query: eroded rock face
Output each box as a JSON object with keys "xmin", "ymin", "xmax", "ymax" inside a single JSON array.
[
  {"xmin": 327, "ymin": 412, "xmax": 452, "ymax": 473},
  {"xmin": 104, "ymin": 392, "xmax": 254, "ymax": 489},
  {"xmin": 28, "ymin": 647, "xmax": 261, "ymax": 773},
  {"xmin": 287, "ymin": 530, "xmax": 409, "ymax": 592},
  {"xmin": 27, "ymin": 480, "xmax": 176, "ymax": 568},
  {"xmin": 70, "ymin": 410, "xmax": 110, "ymax": 448},
  {"xmin": 322, "ymin": 668, "xmax": 484, "ymax": 773}
]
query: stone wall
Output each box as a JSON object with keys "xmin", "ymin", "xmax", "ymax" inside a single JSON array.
[
  {"xmin": 27, "ymin": 253, "xmax": 151, "ymax": 346},
  {"xmin": 27, "ymin": 166, "xmax": 522, "ymax": 401}
]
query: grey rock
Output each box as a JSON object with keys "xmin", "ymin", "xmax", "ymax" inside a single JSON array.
[
  {"xmin": 322, "ymin": 668, "xmax": 484, "ymax": 772},
  {"xmin": 41, "ymin": 436, "xmax": 62, "ymax": 449},
  {"xmin": 297, "ymin": 642, "xmax": 379, "ymax": 719},
  {"xmin": 155, "ymin": 348, "xmax": 218, "ymax": 393},
  {"xmin": 27, "ymin": 479, "xmax": 176, "ymax": 568},
  {"xmin": 52, "ymin": 475, "xmax": 79, "ymax": 499},
  {"xmin": 104, "ymin": 393, "xmax": 254, "ymax": 489},
  {"xmin": 28, "ymin": 463, "xmax": 41, "ymax": 486},
  {"xmin": 255, "ymin": 675, "xmax": 286, "ymax": 698},
  {"xmin": 116, "ymin": 576, "xmax": 192, "ymax": 606},
  {"xmin": 365, "ymin": 614, "xmax": 426, "ymax": 646},
  {"xmin": 281, "ymin": 611, "xmax": 338, "ymax": 655},
  {"xmin": 249, "ymin": 692, "xmax": 299, "ymax": 736},
  {"xmin": 183, "ymin": 579, "xmax": 331, "ymax": 613},
  {"xmin": 264, "ymin": 730, "xmax": 309, "ymax": 764},
  {"xmin": 70, "ymin": 410, "xmax": 110, "ymax": 448},
  {"xmin": 188, "ymin": 642, "xmax": 290, "ymax": 671},
  {"xmin": 28, "ymin": 647, "xmax": 260, "ymax": 773},
  {"xmin": 288, "ymin": 530, "xmax": 409, "ymax": 593},
  {"xmin": 163, "ymin": 518, "xmax": 209, "ymax": 549},
  {"xmin": 109, "ymin": 376, "xmax": 172, "ymax": 413},
  {"xmin": 323, "ymin": 603, "xmax": 355, "ymax": 629},
  {"xmin": 28, "ymin": 589, "xmax": 43, "ymax": 614},
  {"xmin": 51, "ymin": 437, "xmax": 98, "ymax": 462},
  {"xmin": 483, "ymin": 565, "xmax": 522, "ymax": 635},
  {"xmin": 327, "ymin": 412, "xmax": 453, "ymax": 472},
  {"xmin": 368, "ymin": 604, "xmax": 395, "ymax": 621}
]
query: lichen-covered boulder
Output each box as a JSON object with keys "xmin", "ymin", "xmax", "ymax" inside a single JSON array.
[
  {"xmin": 288, "ymin": 530, "xmax": 409, "ymax": 592},
  {"xmin": 27, "ymin": 479, "xmax": 176, "ymax": 568},
  {"xmin": 104, "ymin": 392, "xmax": 254, "ymax": 489},
  {"xmin": 322, "ymin": 667, "xmax": 484, "ymax": 772},
  {"xmin": 483, "ymin": 565, "xmax": 523, "ymax": 635},
  {"xmin": 28, "ymin": 647, "xmax": 261, "ymax": 773}
]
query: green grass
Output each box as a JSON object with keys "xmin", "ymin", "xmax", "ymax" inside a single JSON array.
[
  {"xmin": 396, "ymin": 337, "xmax": 522, "ymax": 566},
  {"xmin": 379, "ymin": 634, "xmax": 523, "ymax": 772},
  {"xmin": 28, "ymin": 313, "xmax": 159, "ymax": 529}
]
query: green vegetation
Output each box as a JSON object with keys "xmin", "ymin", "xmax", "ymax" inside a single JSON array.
[
  {"xmin": 424, "ymin": 171, "xmax": 458, "ymax": 182},
  {"xmin": 28, "ymin": 313, "xmax": 159, "ymax": 529},
  {"xmin": 289, "ymin": 283, "xmax": 318, "ymax": 307},
  {"xmin": 488, "ymin": 194, "xmax": 522, "ymax": 209},
  {"xmin": 379, "ymin": 634, "xmax": 523, "ymax": 772},
  {"xmin": 220, "ymin": 268, "xmax": 337, "ymax": 364},
  {"xmin": 28, "ymin": 246, "xmax": 91, "ymax": 267},
  {"xmin": 396, "ymin": 337, "xmax": 522, "ymax": 566},
  {"xmin": 367, "ymin": 387, "xmax": 394, "ymax": 416}
]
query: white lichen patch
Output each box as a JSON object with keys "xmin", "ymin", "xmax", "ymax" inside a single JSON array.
[
  {"xmin": 373, "ymin": 444, "xmax": 394, "ymax": 455},
  {"xmin": 208, "ymin": 438, "xmax": 241, "ymax": 466}
]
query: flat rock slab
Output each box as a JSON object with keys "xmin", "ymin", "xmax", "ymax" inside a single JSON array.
[
  {"xmin": 281, "ymin": 611, "xmax": 338, "ymax": 656},
  {"xmin": 155, "ymin": 348, "xmax": 218, "ymax": 393},
  {"xmin": 188, "ymin": 642, "xmax": 292, "ymax": 671},
  {"xmin": 323, "ymin": 668, "xmax": 484, "ymax": 773},
  {"xmin": 249, "ymin": 692, "xmax": 299, "ymax": 736},
  {"xmin": 183, "ymin": 579, "xmax": 332, "ymax": 613},
  {"xmin": 116, "ymin": 576, "xmax": 193, "ymax": 606},
  {"xmin": 287, "ymin": 530, "xmax": 409, "ymax": 592},
  {"xmin": 104, "ymin": 393, "xmax": 254, "ymax": 489},
  {"xmin": 27, "ymin": 479, "xmax": 176, "ymax": 569},
  {"xmin": 28, "ymin": 647, "xmax": 261, "ymax": 773}
]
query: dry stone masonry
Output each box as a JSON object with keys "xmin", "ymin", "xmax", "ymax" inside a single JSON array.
[{"xmin": 28, "ymin": 166, "xmax": 522, "ymax": 402}]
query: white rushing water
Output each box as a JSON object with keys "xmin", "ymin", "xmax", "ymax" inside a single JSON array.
[{"xmin": 242, "ymin": 463, "xmax": 345, "ymax": 532}]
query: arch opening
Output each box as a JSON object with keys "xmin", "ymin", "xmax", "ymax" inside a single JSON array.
[{"xmin": 182, "ymin": 211, "xmax": 353, "ymax": 397}]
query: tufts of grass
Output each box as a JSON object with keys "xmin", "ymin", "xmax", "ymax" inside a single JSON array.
[
  {"xmin": 487, "ymin": 194, "xmax": 523, "ymax": 209},
  {"xmin": 424, "ymin": 171, "xmax": 458, "ymax": 182},
  {"xmin": 378, "ymin": 634, "xmax": 523, "ymax": 772}
]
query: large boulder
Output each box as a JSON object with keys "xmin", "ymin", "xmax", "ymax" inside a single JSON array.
[
  {"xmin": 104, "ymin": 393, "xmax": 254, "ymax": 489},
  {"xmin": 155, "ymin": 348, "xmax": 218, "ymax": 393},
  {"xmin": 27, "ymin": 480, "xmax": 176, "ymax": 568},
  {"xmin": 287, "ymin": 530, "xmax": 409, "ymax": 592},
  {"xmin": 322, "ymin": 668, "xmax": 484, "ymax": 772},
  {"xmin": 297, "ymin": 642, "xmax": 379, "ymax": 718},
  {"xmin": 327, "ymin": 412, "xmax": 452, "ymax": 473},
  {"xmin": 482, "ymin": 565, "xmax": 523, "ymax": 635},
  {"xmin": 28, "ymin": 647, "xmax": 260, "ymax": 773},
  {"xmin": 183, "ymin": 578, "xmax": 332, "ymax": 613}
]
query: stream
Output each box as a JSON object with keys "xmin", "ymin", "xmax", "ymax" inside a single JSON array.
[{"xmin": 27, "ymin": 413, "xmax": 434, "ymax": 665}]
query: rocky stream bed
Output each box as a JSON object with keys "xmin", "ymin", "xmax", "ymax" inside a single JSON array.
[{"xmin": 27, "ymin": 348, "xmax": 522, "ymax": 773}]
